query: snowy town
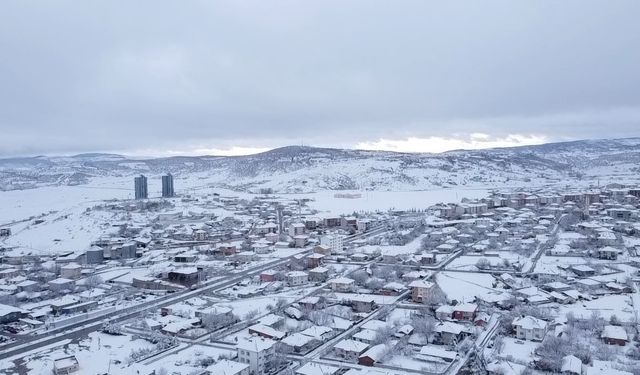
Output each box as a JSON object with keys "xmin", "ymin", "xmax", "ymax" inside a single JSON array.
[{"xmin": 1, "ymin": 176, "xmax": 640, "ymax": 375}]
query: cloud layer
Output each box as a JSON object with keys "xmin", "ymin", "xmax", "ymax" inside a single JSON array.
[{"xmin": 0, "ymin": 1, "xmax": 639, "ymax": 156}]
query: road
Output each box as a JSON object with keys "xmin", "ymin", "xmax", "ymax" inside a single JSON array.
[{"xmin": 523, "ymin": 214, "xmax": 564, "ymax": 275}]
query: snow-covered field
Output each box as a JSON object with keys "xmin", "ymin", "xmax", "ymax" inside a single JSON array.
[{"xmin": 435, "ymin": 271, "xmax": 503, "ymax": 303}]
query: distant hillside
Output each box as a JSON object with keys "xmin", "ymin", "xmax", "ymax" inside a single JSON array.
[{"xmin": 1, "ymin": 138, "xmax": 639, "ymax": 192}]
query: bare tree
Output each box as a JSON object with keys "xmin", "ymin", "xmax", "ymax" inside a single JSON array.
[
  {"xmin": 85, "ymin": 274, "xmax": 103, "ymax": 290},
  {"xmin": 201, "ymin": 312, "xmax": 237, "ymax": 330},
  {"xmin": 476, "ymin": 258, "xmax": 491, "ymax": 270}
]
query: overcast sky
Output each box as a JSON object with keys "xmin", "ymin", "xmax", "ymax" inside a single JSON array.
[{"xmin": 1, "ymin": 1, "xmax": 639, "ymax": 157}]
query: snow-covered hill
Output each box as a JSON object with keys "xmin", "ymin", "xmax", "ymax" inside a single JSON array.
[{"xmin": 1, "ymin": 138, "xmax": 639, "ymax": 193}]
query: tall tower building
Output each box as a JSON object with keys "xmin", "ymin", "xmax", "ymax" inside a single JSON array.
[
  {"xmin": 162, "ymin": 173, "xmax": 175, "ymax": 198},
  {"xmin": 134, "ymin": 175, "xmax": 148, "ymax": 200}
]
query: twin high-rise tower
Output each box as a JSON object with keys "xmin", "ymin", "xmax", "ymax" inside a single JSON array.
[
  {"xmin": 134, "ymin": 173, "xmax": 174, "ymax": 199},
  {"xmin": 162, "ymin": 173, "xmax": 175, "ymax": 198},
  {"xmin": 134, "ymin": 175, "xmax": 148, "ymax": 200}
]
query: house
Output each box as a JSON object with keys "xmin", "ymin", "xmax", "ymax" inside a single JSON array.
[
  {"xmin": 596, "ymin": 247, "xmax": 618, "ymax": 260},
  {"xmin": 48, "ymin": 278, "xmax": 75, "ymax": 292},
  {"xmin": 434, "ymin": 322, "xmax": 466, "ymax": 345},
  {"xmin": 597, "ymin": 232, "xmax": 617, "ymax": 247},
  {"xmin": 402, "ymin": 270, "xmax": 428, "ymax": 281},
  {"xmin": 328, "ymin": 277, "xmax": 355, "ymax": 292},
  {"xmin": 162, "ymin": 318, "xmax": 200, "ymax": 335},
  {"xmin": 216, "ymin": 243, "xmax": 238, "ymax": 256},
  {"xmin": 0, "ymin": 304, "xmax": 27, "ymax": 324},
  {"xmin": 408, "ymin": 279, "xmax": 435, "ymax": 303},
  {"xmin": 53, "ymin": 356, "xmax": 79, "ymax": 375},
  {"xmin": 419, "ymin": 253, "xmax": 437, "ymax": 265},
  {"xmin": 258, "ymin": 314, "xmax": 285, "ymax": 328},
  {"xmin": 561, "ymin": 355, "xmax": 582, "ymax": 375},
  {"xmin": 295, "ymin": 363, "xmax": 340, "ymax": 375},
  {"xmin": 304, "ymin": 218, "xmax": 321, "ymax": 230},
  {"xmin": 300, "ymin": 325, "xmax": 333, "ymax": 341},
  {"xmin": 381, "ymin": 282, "xmax": 406, "ymax": 296},
  {"xmin": 512, "ymin": 316, "xmax": 547, "ymax": 341},
  {"xmin": 601, "ymin": 325, "xmax": 628, "ymax": 346},
  {"xmin": 313, "ymin": 244, "xmax": 332, "ymax": 255},
  {"xmin": 308, "ymin": 267, "xmax": 329, "ymax": 282},
  {"xmin": 0, "ymin": 268, "xmax": 20, "ymax": 279},
  {"xmin": 60, "ymin": 263, "xmax": 82, "ymax": 279},
  {"xmin": 435, "ymin": 305, "xmax": 454, "ymax": 320},
  {"xmin": 549, "ymin": 291, "xmax": 573, "ymax": 304},
  {"xmin": 248, "ymin": 324, "xmax": 286, "ymax": 340},
  {"xmin": 60, "ymin": 301, "xmax": 98, "ymax": 315},
  {"xmin": 350, "ymin": 295, "xmax": 376, "ymax": 313},
  {"xmin": 167, "ymin": 268, "xmax": 201, "ymax": 286},
  {"xmin": 606, "ymin": 282, "xmax": 630, "ymax": 294},
  {"xmin": 236, "ymin": 338, "xmax": 276, "ymax": 375},
  {"xmin": 333, "ymin": 339, "xmax": 369, "ymax": 361},
  {"xmin": 321, "ymin": 234, "xmax": 343, "ymax": 253},
  {"xmin": 284, "ymin": 307, "xmax": 303, "ymax": 320},
  {"xmin": 607, "ymin": 208, "xmax": 632, "ymax": 220},
  {"xmin": 323, "ymin": 217, "xmax": 341, "ymax": 228},
  {"xmin": 298, "ymin": 296, "xmax": 323, "ymax": 310},
  {"xmin": 260, "ymin": 270, "xmax": 279, "ymax": 283},
  {"xmin": 474, "ymin": 312, "xmax": 490, "ymax": 327},
  {"xmin": 293, "ymin": 235, "xmax": 308, "ymax": 248},
  {"xmin": 262, "ymin": 233, "xmax": 280, "ymax": 245},
  {"xmin": 353, "ymin": 329, "xmax": 378, "ymax": 345},
  {"xmin": 570, "ymin": 265, "xmax": 596, "ymax": 277},
  {"xmin": 452, "ymin": 303, "xmax": 477, "ymax": 321},
  {"xmin": 575, "ymin": 278, "xmax": 600, "ymax": 291},
  {"xmin": 16, "ymin": 280, "xmax": 39, "ymax": 293},
  {"xmin": 206, "ymin": 359, "xmax": 249, "ymax": 375},
  {"xmin": 288, "ymin": 222, "xmax": 306, "ymax": 237},
  {"xmin": 286, "ymin": 271, "xmax": 308, "ymax": 286},
  {"xmin": 174, "ymin": 251, "xmax": 198, "ymax": 263},
  {"xmin": 195, "ymin": 306, "xmax": 235, "ymax": 328},
  {"xmin": 255, "ymin": 222, "xmax": 278, "ymax": 235},
  {"xmin": 307, "ymin": 253, "xmax": 325, "ymax": 268},
  {"xmin": 395, "ymin": 324, "xmax": 414, "ymax": 338},
  {"xmin": 417, "ymin": 345, "xmax": 457, "ymax": 363},
  {"xmin": 358, "ymin": 343, "xmax": 388, "ymax": 366},
  {"xmin": 543, "ymin": 281, "xmax": 572, "ymax": 292},
  {"xmin": 281, "ymin": 332, "xmax": 317, "ymax": 353}
]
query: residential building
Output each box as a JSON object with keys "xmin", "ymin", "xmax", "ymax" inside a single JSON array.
[
  {"xmin": 167, "ymin": 268, "xmax": 201, "ymax": 286},
  {"xmin": 53, "ymin": 356, "xmax": 79, "ymax": 375},
  {"xmin": 512, "ymin": 316, "xmax": 547, "ymax": 341},
  {"xmin": 358, "ymin": 344, "xmax": 388, "ymax": 367},
  {"xmin": 206, "ymin": 360, "xmax": 249, "ymax": 375},
  {"xmin": 452, "ymin": 303, "xmax": 478, "ymax": 321},
  {"xmin": 601, "ymin": 325, "xmax": 628, "ymax": 346},
  {"xmin": 286, "ymin": 271, "xmax": 309, "ymax": 286},
  {"xmin": 308, "ymin": 267, "xmax": 329, "ymax": 282},
  {"xmin": 248, "ymin": 324, "xmax": 286, "ymax": 340},
  {"xmin": 334, "ymin": 339, "xmax": 369, "ymax": 361},
  {"xmin": 60, "ymin": 263, "xmax": 82, "ymax": 279},
  {"xmin": 0, "ymin": 304, "xmax": 27, "ymax": 324},
  {"xmin": 295, "ymin": 363, "xmax": 340, "ymax": 375},
  {"xmin": 408, "ymin": 279, "xmax": 435, "ymax": 303},
  {"xmin": 236, "ymin": 338, "xmax": 276, "ymax": 375},
  {"xmin": 321, "ymin": 234, "xmax": 344, "ymax": 253},
  {"xmin": 134, "ymin": 175, "xmax": 148, "ymax": 200},
  {"xmin": 328, "ymin": 277, "xmax": 355, "ymax": 292},
  {"xmin": 162, "ymin": 173, "xmax": 175, "ymax": 198},
  {"xmin": 48, "ymin": 278, "xmax": 75, "ymax": 292}
]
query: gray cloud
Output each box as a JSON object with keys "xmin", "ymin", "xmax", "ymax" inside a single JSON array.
[{"xmin": 1, "ymin": 0, "xmax": 639, "ymax": 156}]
